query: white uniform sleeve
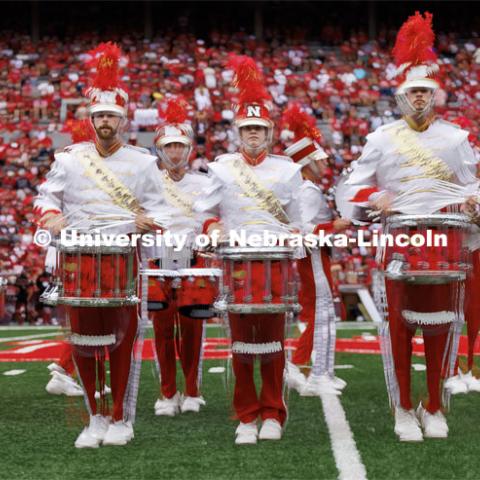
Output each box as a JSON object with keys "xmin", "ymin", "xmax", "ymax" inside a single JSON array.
[
  {"xmin": 453, "ymin": 138, "xmax": 480, "ymax": 186},
  {"xmin": 345, "ymin": 140, "xmax": 381, "ymax": 190},
  {"xmin": 193, "ymin": 170, "xmax": 223, "ymax": 218},
  {"xmin": 283, "ymin": 170, "xmax": 304, "ymax": 228},
  {"xmin": 297, "ymin": 182, "xmax": 333, "ymax": 234},
  {"xmin": 34, "ymin": 154, "xmax": 66, "ymax": 215},
  {"xmin": 136, "ymin": 161, "xmax": 170, "ymax": 225}
]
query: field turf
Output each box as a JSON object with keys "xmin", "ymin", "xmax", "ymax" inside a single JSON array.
[{"xmin": 1, "ymin": 326, "xmax": 480, "ymax": 480}]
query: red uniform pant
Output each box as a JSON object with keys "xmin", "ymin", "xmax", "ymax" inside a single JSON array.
[
  {"xmin": 229, "ymin": 313, "xmax": 287, "ymax": 425},
  {"xmin": 293, "ymin": 250, "xmax": 333, "ymax": 365},
  {"xmin": 152, "ymin": 303, "xmax": 204, "ymax": 399},
  {"xmin": 386, "ymin": 280, "xmax": 456, "ymax": 413},
  {"xmin": 57, "ymin": 342, "xmax": 75, "ymax": 375},
  {"xmin": 69, "ymin": 306, "xmax": 138, "ymax": 421},
  {"xmin": 465, "ymin": 250, "xmax": 480, "ymax": 371}
]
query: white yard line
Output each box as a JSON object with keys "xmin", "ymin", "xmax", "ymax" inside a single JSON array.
[
  {"xmin": 320, "ymin": 393, "xmax": 367, "ymax": 480},
  {"xmin": 0, "ymin": 332, "xmax": 62, "ymax": 343},
  {"xmin": 8, "ymin": 342, "xmax": 61, "ymax": 354},
  {"xmin": 0, "ymin": 326, "xmax": 60, "ymax": 330}
]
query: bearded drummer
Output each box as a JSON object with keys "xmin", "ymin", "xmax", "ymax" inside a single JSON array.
[
  {"xmin": 194, "ymin": 55, "xmax": 303, "ymax": 445},
  {"xmin": 344, "ymin": 13, "xmax": 478, "ymax": 441},
  {"xmin": 34, "ymin": 43, "xmax": 165, "ymax": 448},
  {"xmin": 282, "ymin": 104, "xmax": 351, "ymax": 396},
  {"xmin": 149, "ymin": 98, "xmax": 216, "ymax": 417}
]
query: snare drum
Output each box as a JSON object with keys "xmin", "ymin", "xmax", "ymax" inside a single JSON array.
[
  {"xmin": 142, "ymin": 268, "xmax": 179, "ymax": 311},
  {"xmin": 176, "ymin": 268, "xmax": 222, "ymax": 319},
  {"xmin": 56, "ymin": 243, "xmax": 138, "ymax": 307},
  {"xmin": 215, "ymin": 246, "xmax": 300, "ymax": 314},
  {"xmin": 384, "ymin": 213, "xmax": 471, "ymax": 284}
]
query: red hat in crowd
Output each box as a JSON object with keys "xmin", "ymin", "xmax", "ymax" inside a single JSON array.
[
  {"xmin": 282, "ymin": 103, "xmax": 327, "ymax": 166},
  {"xmin": 84, "ymin": 42, "xmax": 129, "ymax": 117}
]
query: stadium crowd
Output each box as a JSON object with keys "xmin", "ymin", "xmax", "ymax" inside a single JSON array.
[{"xmin": 1, "ymin": 29, "xmax": 479, "ymax": 324}]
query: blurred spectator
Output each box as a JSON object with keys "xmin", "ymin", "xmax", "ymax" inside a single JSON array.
[{"xmin": 0, "ymin": 29, "xmax": 479, "ymax": 322}]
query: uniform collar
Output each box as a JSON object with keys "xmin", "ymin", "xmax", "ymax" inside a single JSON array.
[
  {"xmin": 163, "ymin": 168, "xmax": 187, "ymax": 182},
  {"xmin": 404, "ymin": 114, "xmax": 435, "ymax": 132},
  {"xmin": 95, "ymin": 139, "xmax": 124, "ymax": 158},
  {"xmin": 241, "ymin": 149, "xmax": 267, "ymax": 166}
]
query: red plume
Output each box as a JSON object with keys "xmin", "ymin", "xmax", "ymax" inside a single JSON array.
[
  {"xmin": 163, "ymin": 98, "xmax": 189, "ymax": 124},
  {"xmin": 227, "ymin": 54, "xmax": 271, "ymax": 105},
  {"xmin": 86, "ymin": 42, "xmax": 123, "ymax": 90},
  {"xmin": 62, "ymin": 119, "xmax": 95, "ymax": 143},
  {"xmin": 282, "ymin": 103, "xmax": 322, "ymax": 143},
  {"xmin": 392, "ymin": 11, "xmax": 437, "ymax": 67}
]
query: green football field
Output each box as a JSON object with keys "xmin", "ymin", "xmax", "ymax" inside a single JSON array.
[{"xmin": 1, "ymin": 325, "xmax": 480, "ymax": 480}]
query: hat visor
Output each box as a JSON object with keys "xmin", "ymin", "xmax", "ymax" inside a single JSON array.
[
  {"xmin": 396, "ymin": 78, "xmax": 439, "ymax": 95},
  {"xmin": 89, "ymin": 103, "xmax": 126, "ymax": 117},
  {"xmin": 156, "ymin": 135, "xmax": 192, "ymax": 148},
  {"xmin": 236, "ymin": 118, "xmax": 271, "ymax": 128}
]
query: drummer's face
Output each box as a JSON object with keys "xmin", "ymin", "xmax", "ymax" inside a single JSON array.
[
  {"xmin": 92, "ymin": 112, "xmax": 122, "ymax": 140},
  {"xmin": 406, "ymin": 88, "xmax": 433, "ymax": 112},
  {"xmin": 240, "ymin": 125, "xmax": 267, "ymax": 149},
  {"xmin": 304, "ymin": 159, "xmax": 327, "ymax": 180},
  {"xmin": 163, "ymin": 142, "xmax": 187, "ymax": 165}
]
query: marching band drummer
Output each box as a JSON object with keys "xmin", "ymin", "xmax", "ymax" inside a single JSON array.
[
  {"xmin": 443, "ymin": 117, "xmax": 480, "ymax": 395},
  {"xmin": 150, "ymin": 98, "xmax": 216, "ymax": 417},
  {"xmin": 194, "ymin": 55, "xmax": 304, "ymax": 445},
  {"xmin": 34, "ymin": 43, "xmax": 167, "ymax": 448},
  {"xmin": 45, "ymin": 119, "xmax": 95, "ymax": 399},
  {"xmin": 344, "ymin": 13, "xmax": 479, "ymax": 441},
  {"xmin": 282, "ymin": 104, "xmax": 351, "ymax": 396}
]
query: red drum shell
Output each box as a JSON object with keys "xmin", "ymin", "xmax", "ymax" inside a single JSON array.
[
  {"xmin": 231, "ymin": 260, "xmax": 287, "ymax": 304},
  {"xmin": 147, "ymin": 276, "xmax": 171, "ymax": 311},
  {"xmin": 62, "ymin": 253, "xmax": 136, "ymax": 298}
]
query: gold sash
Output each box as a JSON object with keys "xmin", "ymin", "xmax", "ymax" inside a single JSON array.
[
  {"xmin": 228, "ymin": 156, "xmax": 290, "ymax": 224},
  {"xmin": 162, "ymin": 171, "xmax": 194, "ymax": 217},
  {"xmin": 389, "ymin": 124, "xmax": 453, "ymax": 183},
  {"xmin": 76, "ymin": 149, "xmax": 144, "ymax": 214}
]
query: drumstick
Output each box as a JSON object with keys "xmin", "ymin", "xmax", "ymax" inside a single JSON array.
[
  {"xmin": 89, "ymin": 219, "xmax": 135, "ymax": 231},
  {"xmin": 196, "ymin": 251, "xmax": 217, "ymax": 258},
  {"xmin": 91, "ymin": 213, "xmax": 136, "ymax": 220},
  {"xmin": 389, "ymin": 180, "xmax": 478, "ymax": 214},
  {"xmin": 46, "ymin": 204, "xmax": 86, "ymax": 229}
]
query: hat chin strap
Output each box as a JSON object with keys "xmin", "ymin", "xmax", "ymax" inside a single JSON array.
[
  {"xmin": 237, "ymin": 127, "xmax": 273, "ymax": 157},
  {"xmin": 307, "ymin": 159, "xmax": 321, "ymax": 176},
  {"xmin": 157, "ymin": 145, "xmax": 192, "ymax": 172},
  {"xmin": 395, "ymin": 92, "xmax": 436, "ymax": 119}
]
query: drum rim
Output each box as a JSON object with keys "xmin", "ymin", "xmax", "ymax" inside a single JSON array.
[
  {"xmin": 214, "ymin": 302, "xmax": 301, "ymax": 314},
  {"xmin": 384, "ymin": 269, "xmax": 466, "ymax": 284},
  {"xmin": 217, "ymin": 246, "xmax": 295, "ymax": 254},
  {"xmin": 386, "ymin": 213, "xmax": 471, "ymax": 229},
  {"xmin": 57, "ymin": 295, "xmax": 140, "ymax": 307},
  {"xmin": 176, "ymin": 268, "xmax": 222, "ymax": 277},
  {"xmin": 57, "ymin": 244, "xmax": 136, "ymax": 254},
  {"xmin": 217, "ymin": 247, "xmax": 294, "ymax": 260},
  {"xmin": 140, "ymin": 269, "xmax": 179, "ymax": 277}
]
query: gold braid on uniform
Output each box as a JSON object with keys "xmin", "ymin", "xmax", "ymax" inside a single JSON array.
[
  {"xmin": 228, "ymin": 156, "xmax": 290, "ymax": 225},
  {"xmin": 162, "ymin": 171, "xmax": 194, "ymax": 217},
  {"xmin": 77, "ymin": 149, "xmax": 144, "ymax": 214},
  {"xmin": 390, "ymin": 123, "xmax": 453, "ymax": 184}
]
